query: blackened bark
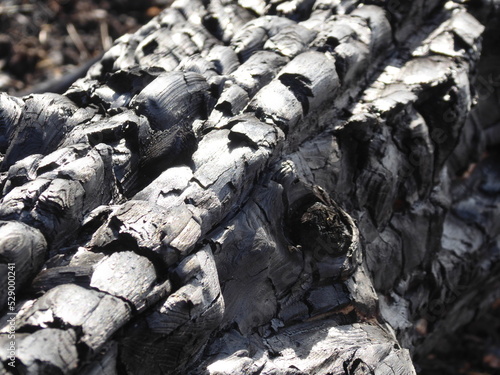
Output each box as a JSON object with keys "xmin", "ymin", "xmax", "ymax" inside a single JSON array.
[{"xmin": 0, "ymin": 1, "xmax": 499, "ymax": 374}]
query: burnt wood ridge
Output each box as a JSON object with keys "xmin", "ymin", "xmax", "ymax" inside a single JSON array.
[{"xmin": 0, "ymin": 0, "xmax": 499, "ymax": 374}]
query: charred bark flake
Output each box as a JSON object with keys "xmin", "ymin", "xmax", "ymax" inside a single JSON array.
[{"xmin": 0, "ymin": 1, "xmax": 498, "ymax": 375}]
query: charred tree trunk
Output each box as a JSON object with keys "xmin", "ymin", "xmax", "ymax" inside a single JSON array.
[{"xmin": 0, "ymin": 0, "xmax": 499, "ymax": 374}]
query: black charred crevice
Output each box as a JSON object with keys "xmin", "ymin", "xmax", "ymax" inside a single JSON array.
[{"xmin": 0, "ymin": 1, "xmax": 498, "ymax": 375}]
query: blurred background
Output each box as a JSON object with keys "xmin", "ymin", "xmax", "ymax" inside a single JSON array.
[{"xmin": 0, "ymin": 0, "xmax": 170, "ymax": 94}]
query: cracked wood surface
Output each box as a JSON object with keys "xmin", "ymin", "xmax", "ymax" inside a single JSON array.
[{"xmin": 0, "ymin": 0, "xmax": 499, "ymax": 374}]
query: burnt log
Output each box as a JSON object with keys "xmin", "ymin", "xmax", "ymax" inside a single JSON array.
[{"xmin": 0, "ymin": 0, "xmax": 499, "ymax": 374}]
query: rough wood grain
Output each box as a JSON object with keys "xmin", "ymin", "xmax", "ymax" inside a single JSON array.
[{"xmin": 0, "ymin": 0, "xmax": 499, "ymax": 374}]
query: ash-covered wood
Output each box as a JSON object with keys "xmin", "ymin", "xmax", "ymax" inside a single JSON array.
[{"xmin": 0, "ymin": 0, "xmax": 499, "ymax": 374}]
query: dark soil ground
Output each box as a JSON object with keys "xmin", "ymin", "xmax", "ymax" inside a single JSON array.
[
  {"xmin": 0, "ymin": 0, "xmax": 170, "ymax": 94},
  {"xmin": 1, "ymin": 1, "xmax": 500, "ymax": 374}
]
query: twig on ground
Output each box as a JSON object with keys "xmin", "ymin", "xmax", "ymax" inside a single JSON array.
[
  {"xmin": 0, "ymin": 4, "xmax": 34, "ymax": 15},
  {"xmin": 66, "ymin": 22, "xmax": 89, "ymax": 60}
]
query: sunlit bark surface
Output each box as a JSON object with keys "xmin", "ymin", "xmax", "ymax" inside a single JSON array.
[{"xmin": 0, "ymin": 0, "xmax": 499, "ymax": 374}]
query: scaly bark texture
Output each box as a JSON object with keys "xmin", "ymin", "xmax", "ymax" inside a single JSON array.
[{"xmin": 0, "ymin": 0, "xmax": 498, "ymax": 374}]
